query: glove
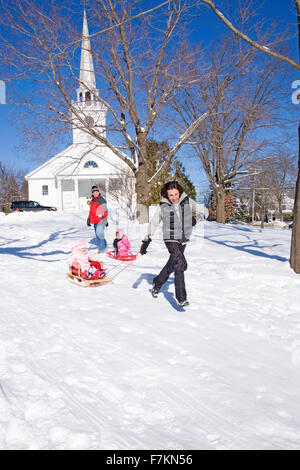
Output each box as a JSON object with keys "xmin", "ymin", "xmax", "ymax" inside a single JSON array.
[
  {"xmin": 87, "ymin": 218, "xmax": 91, "ymax": 227},
  {"xmin": 140, "ymin": 236, "xmax": 152, "ymax": 255}
]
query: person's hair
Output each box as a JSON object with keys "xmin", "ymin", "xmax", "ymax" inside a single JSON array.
[{"xmin": 161, "ymin": 181, "xmax": 184, "ymax": 199}]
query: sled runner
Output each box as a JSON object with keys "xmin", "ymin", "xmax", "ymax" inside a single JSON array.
[
  {"xmin": 67, "ymin": 260, "xmax": 113, "ymax": 287},
  {"xmin": 107, "ymin": 250, "xmax": 137, "ymax": 262}
]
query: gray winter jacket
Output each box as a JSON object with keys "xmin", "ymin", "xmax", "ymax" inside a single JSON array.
[{"xmin": 147, "ymin": 192, "xmax": 208, "ymax": 243}]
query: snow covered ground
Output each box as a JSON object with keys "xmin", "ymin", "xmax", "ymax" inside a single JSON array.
[{"xmin": 1, "ymin": 210, "xmax": 300, "ymax": 450}]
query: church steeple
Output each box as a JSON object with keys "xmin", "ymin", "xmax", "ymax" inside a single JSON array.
[
  {"xmin": 80, "ymin": 9, "xmax": 96, "ymax": 92},
  {"xmin": 71, "ymin": 8, "xmax": 107, "ymax": 145},
  {"xmin": 77, "ymin": 8, "xmax": 99, "ymax": 102}
]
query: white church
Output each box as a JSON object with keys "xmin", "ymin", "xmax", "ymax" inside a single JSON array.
[{"xmin": 26, "ymin": 10, "xmax": 131, "ymax": 211}]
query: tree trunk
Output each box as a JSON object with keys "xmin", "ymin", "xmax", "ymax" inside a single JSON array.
[
  {"xmin": 260, "ymin": 211, "xmax": 265, "ymax": 229},
  {"xmin": 290, "ymin": 2, "xmax": 300, "ymax": 272},
  {"xmin": 278, "ymin": 199, "xmax": 283, "ymax": 222},
  {"xmin": 135, "ymin": 166, "xmax": 150, "ymax": 224},
  {"xmin": 215, "ymin": 187, "xmax": 226, "ymax": 223},
  {"xmin": 290, "ymin": 124, "xmax": 300, "ymax": 272},
  {"xmin": 260, "ymin": 191, "xmax": 266, "ymax": 228}
]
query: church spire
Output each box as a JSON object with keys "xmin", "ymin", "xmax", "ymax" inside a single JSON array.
[
  {"xmin": 78, "ymin": 8, "xmax": 97, "ymax": 97},
  {"xmin": 72, "ymin": 6, "xmax": 107, "ymax": 144}
]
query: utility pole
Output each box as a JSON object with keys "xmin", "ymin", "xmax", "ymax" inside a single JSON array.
[{"xmin": 251, "ymin": 171, "xmax": 257, "ymax": 225}]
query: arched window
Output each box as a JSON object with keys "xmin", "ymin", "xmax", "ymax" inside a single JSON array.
[{"xmin": 84, "ymin": 160, "xmax": 98, "ymax": 169}]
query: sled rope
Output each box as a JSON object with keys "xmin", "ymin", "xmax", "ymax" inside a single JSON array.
[{"xmin": 105, "ymin": 254, "xmax": 141, "ymax": 279}]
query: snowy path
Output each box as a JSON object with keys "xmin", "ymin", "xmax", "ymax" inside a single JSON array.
[{"xmin": 1, "ymin": 212, "xmax": 300, "ymax": 449}]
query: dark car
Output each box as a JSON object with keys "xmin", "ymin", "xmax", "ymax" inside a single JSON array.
[{"xmin": 11, "ymin": 201, "xmax": 57, "ymax": 212}]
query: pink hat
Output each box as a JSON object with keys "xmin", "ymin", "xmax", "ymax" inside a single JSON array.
[
  {"xmin": 77, "ymin": 238, "xmax": 87, "ymax": 248},
  {"xmin": 116, "ymin": 228, "xmax": 124, "ymax": 237}
]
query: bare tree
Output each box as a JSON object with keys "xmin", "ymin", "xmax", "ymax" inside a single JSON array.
[
  {"xmin": 234, "ymin": 152, "xmax": 296, "ymax": 225},
  {"xmin": 0, "ymin": 162, "xmax": 22, "ymax": 212},
  {"xmin": 173, "ymin": 32, "xmax": 286, "ymax": 223},
  {"xmin": 250, "ymin": 161, "xmax": 275, "ymax": 228},
  {"xmin": 196, "ymin": 0, "xmax": 300, "ymax": 273},
  {"xmin": 107, "ymin": 168, "xmax": 136, "ymax": 220},
  {"xmin": 267, "ymin": 153, "xmax": 297, "ymax": 221},
  {"xmin": 0, "ymin": 0, "xmax": 207, "ymax": 222}
]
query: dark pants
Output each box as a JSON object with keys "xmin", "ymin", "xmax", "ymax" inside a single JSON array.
[{"xmin": 153, "ymin": 242, "xmax": 188, "ymax": 302}]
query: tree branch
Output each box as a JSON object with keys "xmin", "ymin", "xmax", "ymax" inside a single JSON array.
[
  {"xmin": 148, "ymin": 112, "xmax": 208, "ymax": 184},
  {"xmin": 200, "ymin": 0, "xmax": 300, "ymax": 71}
]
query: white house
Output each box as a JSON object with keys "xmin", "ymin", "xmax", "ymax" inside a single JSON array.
[{"xmin": 26, "ymin": 9, "xmax": 132, "ymax": 211}]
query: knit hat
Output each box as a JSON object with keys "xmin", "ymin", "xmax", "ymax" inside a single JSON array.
[
  {"xmin": 77, "ymin": 238, "xmax": 87, "ymax": 249},
  {"xmin": 91, "ymin": 185, "xmax": 100, "ymax": 192},
  {"xmin": 116, "ymin": 228, "xmax": 124, "ymax": 237}
]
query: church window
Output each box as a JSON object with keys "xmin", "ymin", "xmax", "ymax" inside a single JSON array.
[
  {"xmin": 42, "ymin": 185, "xmax": 48, "ymax": 195},
  {"xmin": 84, "ymin": 160, "xmax": 98, "ymax": 168},
  {"xmin": 85, "ymin": 91, "xmax": 91, "ymax": 102}
]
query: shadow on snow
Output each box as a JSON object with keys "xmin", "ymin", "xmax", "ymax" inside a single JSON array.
[
  {"xmin": 203, "ymin": 231, "xmax": 288, "ymax": 263},
  {"xmin": 132, "ymin": 272, "xmax": 186, "ymax": 311},
  {"xmin": 0, "ymin": 229, "xmax": 79, "ymax": 262}
]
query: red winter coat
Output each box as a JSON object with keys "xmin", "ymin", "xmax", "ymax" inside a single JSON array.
[{"xmin": 88, "ymin": 195, "xmax": 108, "ymax": 224}]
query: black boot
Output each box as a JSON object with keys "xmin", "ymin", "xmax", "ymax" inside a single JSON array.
[
  {"xmin": 177, "ymin": 300, "xmax": 189, "ymax": 307},
  {"xmin": 151, "ymin": 280, "xmax": 159, "ymax": 298}
]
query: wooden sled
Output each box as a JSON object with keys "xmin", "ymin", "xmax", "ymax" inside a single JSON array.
[
  {"xmin": 67, "ymin": 261, "xmax": 113, "ymax": 287},
  {"xmin": 107, "ymin": 250, "xmax": 137, "ymax": 262}
]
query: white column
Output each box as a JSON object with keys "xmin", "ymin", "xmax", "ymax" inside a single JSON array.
[
  {"xmin": 105, "ymin": 177, "xmax": 109, "ymax": 201},
  {"xmin": 74, "ymin": 177, "xmax": 79, "ymax": 210},
  {"xmin": 57, "ymin": 179, "xmax": 63, "ymax": 211}
]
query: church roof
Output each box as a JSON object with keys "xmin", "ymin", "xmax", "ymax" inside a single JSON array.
[{"xmin": 25, "ymin": 143, "xmax": 132, "ymax": 180}]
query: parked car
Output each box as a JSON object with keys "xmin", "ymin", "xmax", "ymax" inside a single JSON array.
[{"xmin": 11, "ymin": 201, "xmax": 57, "ymax": 212}]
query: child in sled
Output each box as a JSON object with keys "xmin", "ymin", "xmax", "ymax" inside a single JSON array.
[
  {"xmin": 113, "ymin": 229, "xmax": 132, "ymax": 258},
  {"xmin": 68, "ymin": 238, "xmax": 103, "ymax": 278}
]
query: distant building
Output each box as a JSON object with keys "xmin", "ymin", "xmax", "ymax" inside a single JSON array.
[
  {"xmin": 26, "ymin": 9, "xmax": 131, "ymax": 211},
  {"xmin": 236, "ymin": 193, "xmax": 294, "ymax": 222},
  {"xmin": 269, "ymin": 195, "xmax": 294, "ymax": 220}
]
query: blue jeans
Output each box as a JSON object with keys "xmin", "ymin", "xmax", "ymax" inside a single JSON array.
[{"xmin": 94, "ymin": 220, "xmax": 107, "ymax": 252}]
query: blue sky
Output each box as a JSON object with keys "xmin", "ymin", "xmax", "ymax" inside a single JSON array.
[{"xmin": 0, "ymin": 0, "xmax": 299, "ymax": 195}]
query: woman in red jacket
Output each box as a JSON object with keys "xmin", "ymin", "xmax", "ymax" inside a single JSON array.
[{"xmin": 87, "ymin": 186, "xmax": 108, "ymax": 253}]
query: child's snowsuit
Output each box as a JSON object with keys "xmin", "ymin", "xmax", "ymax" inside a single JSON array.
[
  {"xmin": 68, "ymin": 239, "xmax": 102, "ymax": 278},
  {"xmin": 113, "ymin": 229, "xmax": 132, "ymax": 258}
]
